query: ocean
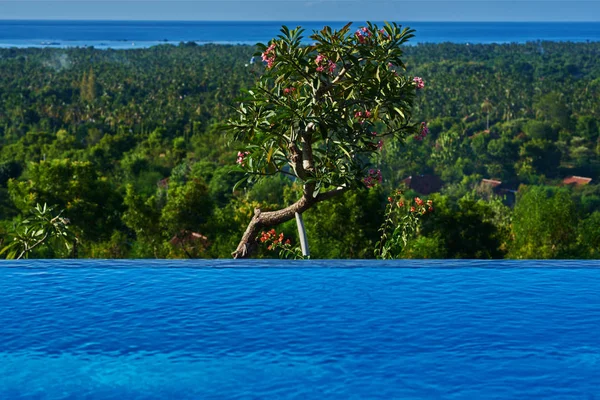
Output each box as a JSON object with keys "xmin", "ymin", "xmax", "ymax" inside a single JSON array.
[{"xmin": 1, "ymin": 20, "xmax": 600, "ymax": 49}]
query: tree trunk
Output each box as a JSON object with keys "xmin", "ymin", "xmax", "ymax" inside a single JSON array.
[
  {"xmin": 295, "ymin": 212, "xmax": 310, "ymax": 257},
  {"xmin": 231, "ymin": 186, "xmax": 349, "ymax": 259},
  {"xmin": 232, "ymin": 196, "xmax": 312, "ymax": 259}
]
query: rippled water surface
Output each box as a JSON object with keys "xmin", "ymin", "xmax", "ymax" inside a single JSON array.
[{"xmin": 1, "ymin": 260, "xmax": 599, "ymax": 399}]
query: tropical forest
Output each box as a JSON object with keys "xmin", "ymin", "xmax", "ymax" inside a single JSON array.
[{"xmin": 1, "ymin": 25, "xmax": 599, "ymax": 259}]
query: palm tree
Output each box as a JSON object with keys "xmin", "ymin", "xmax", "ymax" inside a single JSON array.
[{"xmin": 481, "ymin": 98, "xmax": 493, "ymax": 130}]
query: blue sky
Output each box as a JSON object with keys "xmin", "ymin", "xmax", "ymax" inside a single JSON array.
[{"xmin": 2, "ymin": 0, "xmax": 600, "ymax": 21}]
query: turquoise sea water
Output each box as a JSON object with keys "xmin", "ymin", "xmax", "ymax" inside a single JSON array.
[
  {"xmin": 0, "ymin": 21, "xmax": 600, "ymax": 48},
  {"xmin": 1, "ymin": 259, "xmax": 599, "ymax": 399}
]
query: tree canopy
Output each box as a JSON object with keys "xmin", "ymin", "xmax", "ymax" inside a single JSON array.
[{"xmin": 227, "ymin": 22, "xmax": 425, "ymax": 258}]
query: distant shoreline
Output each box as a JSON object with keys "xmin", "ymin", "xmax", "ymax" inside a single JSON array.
[
  {"xmin": 1, "ymin": 20, "xmax": 599, "ymax": 49},
  {"xmin": 1, "ymin": 39, "xmax": 600, "ymax": 51}
]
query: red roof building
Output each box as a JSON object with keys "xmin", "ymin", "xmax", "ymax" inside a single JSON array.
[
  {"xmin": 480, "ymin": 179, "xmax": 502, "ymax": 189},
  {"xmin": 402, "ymin": 175, "xmax": 443, "ymax": 194},
  {"xmin": 169, "ymin": 230, "xmax": 209, "ymax": 247},
  {"xmin": 563, "ymin": 176, "xmax": 592, "ymax": 186}
]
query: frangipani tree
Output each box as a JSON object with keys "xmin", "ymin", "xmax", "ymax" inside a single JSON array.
[{"xmin": 227, "ymin": 22, "xmax": 426, "ymax": 258}]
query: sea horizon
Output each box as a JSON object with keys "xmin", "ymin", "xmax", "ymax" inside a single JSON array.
[{"xmin": 1, "ymin": 20, "xmax": 600, "ymax": 49}]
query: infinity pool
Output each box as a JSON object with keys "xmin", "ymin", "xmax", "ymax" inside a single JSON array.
[{"xmin": 1, "ymin": 260, "xmax": 599, "ymax": 399}]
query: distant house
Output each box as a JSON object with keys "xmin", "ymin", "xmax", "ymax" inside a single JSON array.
[
  {"xmin": 563, "ymin": 176, "xmax": 592, "ymax": 186},
  {"xmin": 480, "ymin": 178, "xmax": 502, "ymax": 189},
  {"xmin": 170, "ymin": 230, "xmax": 209, "ymax": 247},
  {"xmin": 169, "ymin": 230, "xmax": 210, "ymax": 257},
  {"xmin": 401, "ymin": 174, "xmax": 443, "ymax": 194},
  {"xmin": 478, "ymin": 178, "xmax": 517, "ymax": 206}
]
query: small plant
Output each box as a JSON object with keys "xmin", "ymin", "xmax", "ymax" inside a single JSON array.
[
  {"xmin": 258, "ymin": 229, "xmax": 306, "ymax": 260},
  {"xmin": 0, "ymin": 203, "xmax": 77, "ymax": 260},
  {"xmin": 375, "ymin": 191, "xmax": 433, "ymax": 259}
]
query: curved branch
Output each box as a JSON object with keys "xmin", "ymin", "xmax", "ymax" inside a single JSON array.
[
  {"xmin": 17, "ymin": 232, "xmax": 49, "ymax": 260},
  {"xmin": 231, "ymin": 184, "xmax": 349, "ymax": 259},
  {"xmin": 315, "ymin": 185, "xmax": 350, "ymax": 202}
]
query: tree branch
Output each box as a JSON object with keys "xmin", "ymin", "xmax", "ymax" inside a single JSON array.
[
  {"xmin": 315, "ymin": 185, "xmax": 350, "ymax": 202},
  {"xmin": 232, "ymin": 184, "xmax": 350, "ymax": 259},
  {"xmin": 288, "ymin": 141, "xmax": 305, "ymax": 179},
  {"xmin": 17, "ymin": 232, "xmax": 49, "ymax": 260}
]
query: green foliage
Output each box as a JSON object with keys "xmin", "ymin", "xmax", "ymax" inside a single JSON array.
[
  {"xmin": 375, "ymin": 190, "xmax": 433, "ymax": 259},
  {"xmin": 258, "ymin": 228, "xmax": 305, "ymax": 260},
  {"xmin": 510, "ymin": 186, "xmax": 578, "ymax": 258},
  {"xmin": 576, "ymin": 211, "xmax": 600, "ymax": 258},
  {"xmin": 7, "ymin": 159, "xmax": 123, "ymax": 241},
  {"xmin": 523, "ymin": 120, "xmax": 557, "ymax": 141},
  {"xmin": 303, "ymin": 187, "xmax": 384, "ymax": 258},
  {"xmin": 417, "ymin": 193, "xmax": 509, "ymax": 259},
  {"xmin": 0, "ymin": 38, "xmax": 599, "ymax": 259},
  {"xmin": 160, "ymin": 178, "xmax": 213, "ymax": 238},
  {"xmin": 228, "ymin": 22, "xmax": 420, "ymax": 193},
  {"xmin": 0, "ymin": 203, "xmax": 76, "ymax": 259}
]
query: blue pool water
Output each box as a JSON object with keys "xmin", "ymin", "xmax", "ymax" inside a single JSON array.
[{"xmin": 1, "ymin": 259, "xmax": 599, "ymax": 399}]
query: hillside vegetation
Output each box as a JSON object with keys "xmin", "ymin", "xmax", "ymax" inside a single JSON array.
[{"xmin": 0, "ymin": 40, "xmax": 599, "ymax": 258}]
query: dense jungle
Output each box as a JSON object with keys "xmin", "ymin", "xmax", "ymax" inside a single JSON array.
[{"xmin": 0, "ymin": 40, "xmax": 599, "ymax": 259}]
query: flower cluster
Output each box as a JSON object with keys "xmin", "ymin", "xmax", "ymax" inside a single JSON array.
[
  {"xmin": 354, "ymin": 110, "xmax": 372, "ymax": 124},
  {"xmin": 355, "ymin": 27, "xmax": 372, "ymax": 43},
  {"xmin": 236, "ymin": 151, "xmax": 249, "ymax": 166},
  {"xmin": 367, "ymin": 138, "xmax": 383, "ymax": 151},
  {"xmin": 413, "ymin": 76, "xmax": 425, "ymax": 90},
  {"xmin": 376, "ymin": 190, "xmax": 434, "ymax": 259},
  {"xmin": 259, "ymin": 229, "xmax": 291, "ymax": 250},
  {"xmin": 414, "ymin": 122, "xmax": 429, "ymax": 141},
  {"xmin": 363, "ymin": 168, "xmax": 382, "ymax": 188},
  {"xmin": 283, "ymin": 87, "xmax": 296, "ymax": 95},
  {"xmin": 386, "ymin": 193, "xmax": 433, "ymax": 214},
  {"xmin": 315, "ymin": 54, "xmax": 336, "ymax": 74},
  {"xmin": 261, "ymin": 43, "xmax": 276, "ymax": 69},
  {"xmin": 412, "ymin": 197, "xmax": 434, "ymax": 214}
]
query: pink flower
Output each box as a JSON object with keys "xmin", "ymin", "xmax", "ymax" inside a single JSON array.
[
  {"xmin": 363, "ymin": 169, "xmax": 382, "ymax": 188},
  {"xmin": 421, "ymin": 122, "xmax": 429, "ymax": 137},
  {"xmin": 354, "ymin": 110, "xmax": 371, "ymax": 124},
  {"xmin": 236, "ymin": 151, "xmax": 249, "ymax": 166},
  {"xmin": 355, "ymin": 30, "xmax": 366, "ymax": 43},
  {"xmin": 413, "ymin": 76, "xmax": 425, "ymax": 90},
  {"xmin": 377, "ymin": 140, "xmax": 384, "ymax": 150},
  {"xmin": 328, "ymin": 60, "xmax": 336, "ymax": 73},
  {"xmin": 261, "ymin": 43, "xmax": 277, "ymax": 69},
  {"xmin": 371, "ymin": 131, "xmax": 377, "ymax": 136},
  {"xmin": 315, "ymin": 54, "xmax": 336, "ymax": 75},
  {"xmin": 414, "ymin": 122, "xmax": 429, "ymax": 141}
]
